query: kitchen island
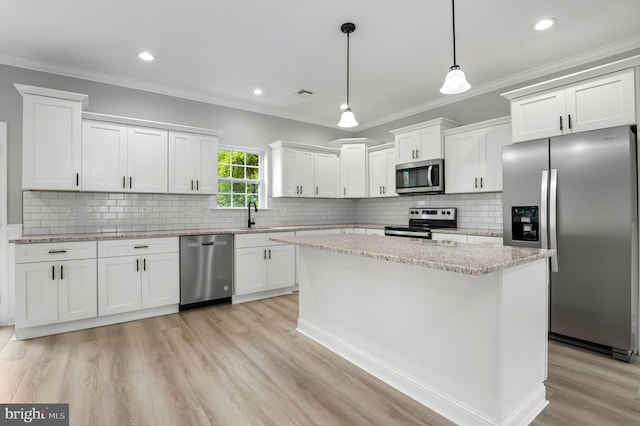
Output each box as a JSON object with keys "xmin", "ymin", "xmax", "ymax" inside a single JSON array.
[{"xmin": 270, "ymin": 234, "xmax": 554, "ymax": 426}]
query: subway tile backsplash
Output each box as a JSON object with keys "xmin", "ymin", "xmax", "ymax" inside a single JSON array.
[{"xmin": 22, "ymin": 191, "xmax": 502, "ymax": 235}]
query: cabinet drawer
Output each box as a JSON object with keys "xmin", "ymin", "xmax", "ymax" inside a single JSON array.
[
  {"xmin": 235, "ymin": 233, "xmax": 267, "ymax": 248},
  {"xmin": 98, "ymin": 237, "xmax": 178, "ymax": 257},
  {"xmin": 267, "ymin": 232, "xmax": 295, "ymax": 246},
  {"xmin": 16, "ymin": 241, "xmax": 96, "ymax": 263}
]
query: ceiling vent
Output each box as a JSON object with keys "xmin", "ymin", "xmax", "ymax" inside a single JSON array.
[{"xmin": 296, "ymin": 89, "xmax": 314, "ymax": 97}]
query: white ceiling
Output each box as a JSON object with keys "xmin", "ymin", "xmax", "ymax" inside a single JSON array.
[{"xmin": 1, "ymin": 0, "xmax": 639, "ymax": 130}]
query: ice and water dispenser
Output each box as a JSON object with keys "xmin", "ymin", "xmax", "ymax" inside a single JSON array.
[{"xmin": 511, "ymin": 206, "xmax": 539, "ymax": 241}]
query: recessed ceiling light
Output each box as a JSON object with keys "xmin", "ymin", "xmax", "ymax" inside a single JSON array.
[
  {"xmin": 253, "ymin": 88, "xmax": 263, "ymax": 95},
  {"xmin": 138, "ymin": 51, "xmax": 154, "ymax": 61},
  {"xmin": 340, "ymin": 103, "xmax": 348, "ymax": 110},
  {"xmin": 534, "ymin": 18, "xmax": 556, "ymax": 31}
]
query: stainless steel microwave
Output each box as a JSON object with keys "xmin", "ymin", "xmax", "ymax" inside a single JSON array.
[{"xmin": 395, "ymin": 159, "xmax": 444, "ymax": 194}]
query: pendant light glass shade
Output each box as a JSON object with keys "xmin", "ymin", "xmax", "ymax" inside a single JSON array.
[
  {"xmin": 338, "ymin": 23, "xmax": 358, "ymax": 128},
  {"xmin": 440, "ymin": 65, "xmax": 471, "ymax": 94},
  {"xmin": 441, "ymin": 0, "xmax": 470, "ymax": 95},
  {"xmin": 338, "ymin": 108, "xmax": 358, "ymax": 128}
]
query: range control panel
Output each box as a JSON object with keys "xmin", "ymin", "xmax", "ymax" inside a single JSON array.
[{"xmin": 408, "ymin": 207, "xmax": 456, "ymax": 220}]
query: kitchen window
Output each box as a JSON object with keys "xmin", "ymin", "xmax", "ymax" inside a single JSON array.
[{"xmin": 217, "ymin": 147, "xmax": 264, "ymax": 208}]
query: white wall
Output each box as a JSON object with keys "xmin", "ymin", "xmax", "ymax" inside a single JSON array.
[{"xmin": 0, "ymin": 122, "xmax": 8, "ymax": 325}]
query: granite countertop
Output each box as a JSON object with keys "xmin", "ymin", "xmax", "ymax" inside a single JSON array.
[
  {"xmin": 431, "ymin": 228, "xmax": 502, "ymax": 238},
  {"xmin": 9, "ymin": 224, "xmax": 384, "ymax": 244},
  {"xmin": 270, "ymin": 234, "xmax": 553, "ymax": 276},
  {"xmin": 10, "ymin": 224, "xmax": 502, "ymax": 244}
]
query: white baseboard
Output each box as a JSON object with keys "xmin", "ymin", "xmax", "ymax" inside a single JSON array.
[
  {"xmin": 14, "ymin": 304, "xmax": 178, "ymax": 340},
  {"xmin": 297, "ymin": 319, "xmax": 548, "ymax": 426}
]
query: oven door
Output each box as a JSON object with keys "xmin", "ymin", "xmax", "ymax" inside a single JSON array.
[{"xmin": 395, "ymin": 159, "xmax": 444, "ymax": 194}]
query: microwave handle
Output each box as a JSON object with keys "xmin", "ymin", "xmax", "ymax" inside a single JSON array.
[{"xmin": 426, "ymin": 165, "xmax": 433, "ymax": 187}]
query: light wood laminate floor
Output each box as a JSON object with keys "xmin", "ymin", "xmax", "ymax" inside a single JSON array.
[{"xmin": 1, "ymin": 293, "xmax": 639, "ymax": 425}]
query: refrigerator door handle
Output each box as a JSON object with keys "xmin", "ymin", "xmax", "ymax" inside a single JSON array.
[
  {"xmin": 550, "ymin": 168, "xmax": 559, "ymax": 272},
  {"xmin": 540, "ymin": 170, "xmax": 549, "ymax": 250}
]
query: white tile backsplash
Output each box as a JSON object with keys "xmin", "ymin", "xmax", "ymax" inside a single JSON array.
[{"xmin": 22, "ymin": 191, "xmax": 502, "ymax": 235}]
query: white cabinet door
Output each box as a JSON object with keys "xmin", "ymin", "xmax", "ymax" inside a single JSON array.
[
  {"xmin": 82, "ymin": 120, "xmax": 128, "ymax": 192},
  {"xmin": 234, "ymin": 247, "xmax": 268, "ymax": 295},
  {"xmin": 566, "ymin": 69, "xmax": 636, "ymax": 134},
  {"xmin": 431, "ymin": 233, "xmax": 467, "ymax": 242},
  {"xmin": 279, "ymin": 148, "xmax": 299, "ymax": 197},
  {"xmin": 266, "ymin": 245, "xmax": 295, "ymax": 290},
  {"xmin": 195, "ymin": 135, "xmax": 218, "ymax": 194},
  {"xmin": 396, "ymin": 132, "xmax": 419, "ymax": 163},
  {"xmin": 467, "ymin": 235, "xmax": 503, "ymax": 245},
  {"xmin": 15, "ymin": 262, "xmax": 59, "ymax": 328},
  {"xmin": 314, "ymin": 152, "xmax": 338, "ymax": 197},
  {"xmin": 416, "ymin": 126, "xmax": 443, "ymax": 160},
  {"xmin": 58, "ymin": 259, "xmax": 98, "ymax": 323},
  {"xmin": 22, "ymin": 94, "xmax": 82, "ymax": 190},
  {"xmin": 444, "ymin": 132, "xmax": 478, "ymax": 194},
  {"xmin": 369, "ymin": 150, "xmax": 386, "ymax": 197},
  {"xmin": 141, "ymin": 253, "xmax": 179, "ymax": 308},
  {"xmin": 478, "ymin": 123, "xmax": 512, "ymax": 192},
  {"xmin": 98, "ymin": 256, "xmax": 142, "ymax": 316},
  {"xmin": 298, "ymin": 150, "xmax": 316, "ymax": 197},
  {"xmin": 168, "ymin": 132, "xmax": 194, "ymax": 194},
  {"xmin": 340, "ymin": 144, "xmax": 367, "ymax": 197},
  {"xmin": 384, "ymin": 148, "xmax": 397, "ymax": 196},
  {"xmin": 127, "ymin": 127, "xmax": 168, "ymax": 193},
  {"xmin": 511, "ymin": 89, "xmax": 565, "ymax": 142}
]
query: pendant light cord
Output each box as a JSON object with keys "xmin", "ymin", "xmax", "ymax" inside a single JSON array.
[
  {"xmin": 346, "ymin": 31, "xmax": 350, "ymax": 107},
  {"xmin": 451, "ymin": 0, "xmax": 457, "ymax": 67}
]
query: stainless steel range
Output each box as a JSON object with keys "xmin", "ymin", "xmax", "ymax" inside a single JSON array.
[{"xmin": 384, "ymin": 207, "xmax": 457, "ymax": 239}]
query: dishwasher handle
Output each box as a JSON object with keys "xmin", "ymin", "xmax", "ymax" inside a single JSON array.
[{"xmin": 186, "ymin": 241, "xmax": 229, "ymax": 248}]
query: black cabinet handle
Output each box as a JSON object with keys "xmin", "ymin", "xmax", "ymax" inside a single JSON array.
[
  {"xmin": 559, "ymin": 116, "xmax": 563, "ymax": 131},
  {"xmin": 123, "ymin": 176, "xmax": 126, "ymax": 189},
  {"xmin": 143, "ymin": 258, "xmax": 146, "ymax": 271},
  {"xmin": 263, "ymin": 249, "xmax": 266, "ymax": 259},
  {"xmin": 196, "ymin": 180, "xmax": 199, "ymax": 191},
  {"xmin": 76, "ymin": 173, "xmax": 79, "ymax": 186},
  {"xmin": 129, "ymin": 177, "xmax": 132, "ymax": 188},
  {"xmin": 136, "ymin": 259, "xmax": 139, "ymax": 272},
  {"xmin": 480, "ymin": 177, "xmax": 484, "ymax": 188},
  {"xmin": 134, "ymin": 245, "xmax": 148, "ymax": 249},
  {"xmin": 191, "ymin": 180, "xmax": 194, "ymax": 190},
  {"xmin": 48, "ymin": 250, "xmax": 67, "ymax": 254},
  {"xmin": 568, "ymin": 114, "xmax": 572, "ymax": 129},
  {"xmin": 268, "ymin": 249, "xmax": 271, "ymax": 259},
  {"xmin": 60, "ymin": 265, "xmax": 64, "ymax": 280},
  {"xmin": 475, "ymin": 177, "xmax": 478, "ymax": 188},
  {"xmin": 52, "ymin": 265, "xmax": 55, "ymax": 280}
]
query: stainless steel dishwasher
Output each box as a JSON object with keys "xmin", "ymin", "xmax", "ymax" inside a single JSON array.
[{"xmin": 179, "ymin": 234, "xmax": 233, "ymax": 311}]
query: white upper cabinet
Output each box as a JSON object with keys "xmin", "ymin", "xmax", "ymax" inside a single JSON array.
[
  {"xmin": 340, "ymin": 143, "xmax": 368, "ymax": 197},
  {"xmin": 18, "ymin": 86, "xmax": 88, "ymax": 191},
  {"xmin": 82, "ymin": 121, "xmax": 128, "ymax": 192},
  {"xmin": 508, "ymin": 69, "xmax": 636, "ymax": 142},
  {"xmin": 444, "ymin": 118, "xmax": 512, "ymax": 194},
  {"xmin": 391, "ymin": 118, "xmax": 459, "ymax": 164},
  {"xmin": 314, "ymin": 152, "xmax": 339, "ymax": 197},
  {"xmin": 269, "ymin": 141, "xmax": 339, "ymax": 198},
  {"xmin": 82, "ymin": 121, "xmax": 168, "ymax": 193},
  {"xmin": 368, "ymin": 144, "xmax": 396, "ymax": 197},
  {"xmin": 168, "ymin": 131, "xmax": 218, "ymax": 194}
]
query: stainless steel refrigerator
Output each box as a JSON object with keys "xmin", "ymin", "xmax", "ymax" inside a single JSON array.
[{"xmin": 502, "ymin": 125, "xmax": 638, "ymax": 361}]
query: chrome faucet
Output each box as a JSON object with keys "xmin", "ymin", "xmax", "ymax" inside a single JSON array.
[{"xmin": 247, "ymin": 201, "xmax": 258, "ymax": 228}]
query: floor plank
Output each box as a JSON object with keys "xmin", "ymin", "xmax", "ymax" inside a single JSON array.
[{"xmin": 1, "ymin": 293, "xmax": 639, "ymax": 425}]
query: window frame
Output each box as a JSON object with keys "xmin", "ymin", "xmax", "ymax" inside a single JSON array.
[{"xmin": 217, "ymin": 145, "xmax": 267, "ymax": 209}]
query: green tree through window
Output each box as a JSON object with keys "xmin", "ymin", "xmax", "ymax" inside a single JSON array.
[{"xmin": 217, "ymin": 148, "xmax": 262, "ymax": 208}]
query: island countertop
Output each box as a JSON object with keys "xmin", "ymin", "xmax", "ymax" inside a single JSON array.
[{"xmin": 271, "ymin": 234, "xmax": 554, "ymax": 276}]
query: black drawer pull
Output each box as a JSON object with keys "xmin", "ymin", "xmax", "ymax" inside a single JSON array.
[
  {"xmin": 134, "ymin": 245, "xmax": 149, "ymax": 249},
  {"xmin": 201, "ymin": 242, "xmax": 214, "ymax": 246},
  {"xmin": 48, "ymin": 250, "xmax": 67, "ymax": 254},
  {"xmin": 52, "ymin": 265, "xmax": 55, "ymax": 280}
]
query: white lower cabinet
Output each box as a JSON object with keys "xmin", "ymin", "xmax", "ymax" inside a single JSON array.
[
  {"xmin": 15, "ymin": 241, "xmax": 97, "ymax": 329},
  {"xmin": 234, "ymin": 232, "xmax": 295, "ymax": 298},
  {"xmin": 98, "ymin": 238, "xmax": 179, "ymax": 316},
  {"xmin": 431, "ymin": 232, "xmax": 502, "ymax": 245}
]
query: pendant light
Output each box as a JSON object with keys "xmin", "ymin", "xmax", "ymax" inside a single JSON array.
[
  {"xmin": 440, "ymin": 0, "xmax": 471, "ymax": 94},
  {"xmin": 338, "ymin": 22, "xmax": 358, "ymax": 128}
]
